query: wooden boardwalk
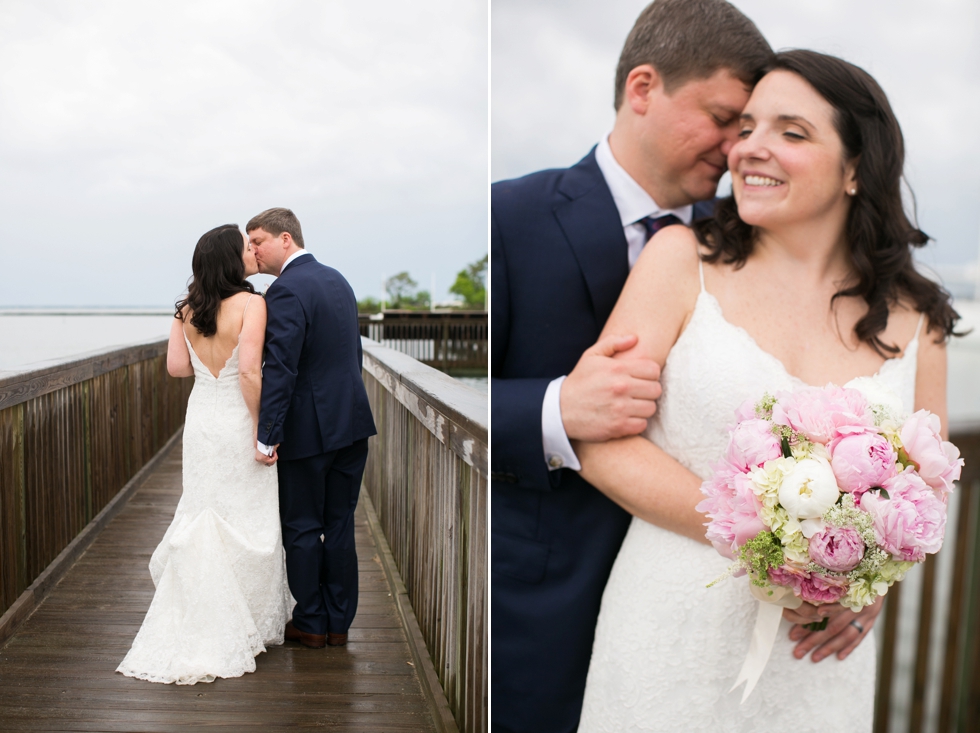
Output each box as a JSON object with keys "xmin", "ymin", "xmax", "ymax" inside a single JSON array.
[{"xmin": 0, "ymin": 442, "xmax": 439, "ymax": 732}]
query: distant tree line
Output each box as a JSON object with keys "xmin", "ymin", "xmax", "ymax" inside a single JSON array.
[{"xmin": 357, "ymin": 254, "xmax": 486, "ymax": 313}]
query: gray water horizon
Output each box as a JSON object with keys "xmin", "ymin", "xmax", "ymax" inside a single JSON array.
[{"xmin": 0, "ymin": 310, "xmax": 489, "ymax": 395}]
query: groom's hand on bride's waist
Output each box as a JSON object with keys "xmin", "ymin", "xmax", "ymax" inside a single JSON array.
[{"xmin": 561, "ymin": 334, "xmax": 662, "ymax": 443}]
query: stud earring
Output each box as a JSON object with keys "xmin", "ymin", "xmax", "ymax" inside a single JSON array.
[{"xmin": 849, "ymin": 188, "xmax": 857, "ymax": 195}]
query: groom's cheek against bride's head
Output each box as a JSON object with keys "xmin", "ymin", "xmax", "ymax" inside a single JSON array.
[{"xmin": 610, "ymin": 0, "xmax": 771, "ymax": 208}]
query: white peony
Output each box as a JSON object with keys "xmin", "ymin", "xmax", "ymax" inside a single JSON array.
[
  {"xmin": 800, "ymin": 518, "xmax": 827, "ymax": 538},
  {"xmin": 777, "ymin": 458, "xmax": 840, "ymax": 519},
  {"xmin": 847, "ymin": 377, "xmax": 906, "ymax": 422}
]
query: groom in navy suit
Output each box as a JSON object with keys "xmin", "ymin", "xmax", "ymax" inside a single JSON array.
[
  {"xmin": 249, "ymin": 207, "xmax": 376, "ymax": 649},
  {"xmin": 491, "ymin": 2, "xmax": 772, "ymax": 731}
]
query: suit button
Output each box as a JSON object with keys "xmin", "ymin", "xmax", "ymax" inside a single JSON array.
[{"xmin": 548, "ymin": 455, "xmax": 564, "ymax": 469}]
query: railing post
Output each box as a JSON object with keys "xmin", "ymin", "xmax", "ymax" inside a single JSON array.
[
  {"xmin": 360, "ymin": 339, "xmax": 486, "ymax": 733},
  {"xmin": 441, "ymin": 318, "xmax": 448, "ymax": 373},
  {"xmin": 151, "ymin": 357, "xmax": 160, "ymax": 452},
  {"xmin": 956, "ymin": 480, "xmax": 980, "ymax": 730},
  {"xmin": 82, "ymin": 381, "xmax": 93, "ymax": 524},
  {"xmin": 122, "ymin": 366, "xmax": 132, "ymax": 480},
  {"xmin": 15, "ymin": 403, "xmax": 27, "ymax": 596}
]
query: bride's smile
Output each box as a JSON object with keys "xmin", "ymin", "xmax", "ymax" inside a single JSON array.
[{"xmin": 729, "ymin": 69, "xmax": 858, "ymax": 235}]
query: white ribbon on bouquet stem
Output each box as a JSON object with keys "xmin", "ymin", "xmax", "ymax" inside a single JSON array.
[{"xmin": 730, "ymin": 584, "xmax": 803, "ymax": 703}]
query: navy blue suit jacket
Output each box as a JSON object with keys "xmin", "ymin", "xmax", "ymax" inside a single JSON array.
[
  {"xmin": 491, "ymin": 148, "xmax": 714, "ymax": 733},
  {"xmin": 258, "ymin": 253, "xmax": 376, "ymax": 461}
]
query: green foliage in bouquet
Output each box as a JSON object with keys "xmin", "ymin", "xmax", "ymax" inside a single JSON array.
[
  {"xmin": 755, "ymin": 393, "xmax": 777, "ymax": 420},
  {"xmin": 740, "ymin": 532, "xmax": 784, "ymax": 588}
]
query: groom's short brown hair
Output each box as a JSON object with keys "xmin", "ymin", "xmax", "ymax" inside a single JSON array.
[
  {"xmin": 246, "ymin": 207, "xmax": 305, "ymax": 249},
  {"xmin": 614, "ymin": 0, "xmax": 772, "ymax": 109}
]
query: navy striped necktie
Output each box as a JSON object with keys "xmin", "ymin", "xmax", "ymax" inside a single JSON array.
[{"xmin": 640, "ymin": 214, "xmax": 683, "ymax": 243}]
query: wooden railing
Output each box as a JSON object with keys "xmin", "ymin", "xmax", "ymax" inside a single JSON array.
[
  {"xmin": 874, "ymin": 425, "xmax": 980, "ymax": 733},
  {"xmin": 0, "ymin": 341, "xmax": 192, "ymax": 625},
  {"xmin": 360, "ymin": 338, "xmax": 488, "ymax": 733},
  {"xmin": 359, "ymin": 311, "xmax": 488, "ymax": 373}
]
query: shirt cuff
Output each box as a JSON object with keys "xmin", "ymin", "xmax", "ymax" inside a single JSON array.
[
  {"xmin": 256, "ymin": 440, "xmax": 274, "ymax": 457},
  {"xmin": 541, "ymin": 376, "xmax": 581, "ymax": 471}
]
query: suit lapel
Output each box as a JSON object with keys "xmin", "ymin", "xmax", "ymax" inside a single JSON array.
[{"xmin": 553, "ymin": 150, "xmax": 629, "ymax": 328}]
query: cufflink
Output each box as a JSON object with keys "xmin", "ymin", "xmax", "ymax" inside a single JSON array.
[{"xmin": 548, "ymin": 455, "xmax": 564, "ymax": 469}]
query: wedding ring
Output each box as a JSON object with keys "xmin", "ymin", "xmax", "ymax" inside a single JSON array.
[{"xmin": 850, "ymin": 620, "xmax": 865, "ymax": 634}]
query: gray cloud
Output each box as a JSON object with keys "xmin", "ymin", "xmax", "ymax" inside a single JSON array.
[
  {"xmin": 1, "ymin": 0, "xmax": 488, "ymax": 305},
  {"xmin": 492, "ymin": 0, "xmax": 980, "ymax": 268}
]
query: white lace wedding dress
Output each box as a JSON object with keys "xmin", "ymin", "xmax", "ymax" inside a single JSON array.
[
  {"xmin": 117, "ymin": 316, "xmax": 292, "ymax": 685},
  {"xmin": 577, "ymin": 265, "xmax": 921, "ymax": 732}
]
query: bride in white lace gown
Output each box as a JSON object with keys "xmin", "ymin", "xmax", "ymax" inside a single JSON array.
[
  {"xmin": 118, "ymin": 225, "xmax": 292, "ymax": 685},
  {"xmin": 574, "ymin": 52, "xmax": 959, "ymax": 731}
]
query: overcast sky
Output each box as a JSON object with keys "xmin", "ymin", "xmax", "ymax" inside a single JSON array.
[
  {"xmin": 492, "ymin": 0, "xmax": 980, "ymax": 276},
  {"xmin": 0, "ymin": 0, "xmax": 487, "ymax": 306}
]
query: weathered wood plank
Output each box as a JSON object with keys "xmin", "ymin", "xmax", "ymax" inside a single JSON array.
[
  {"xmin": 0, "ymin": 340, "xmax": 169, "ymax": 411},
  {"xmin": 361, "ymin": 340, "xmax": 487, "ymax": 733},
  {"xmin": 0, "ymin": 443, "xmax": 439, "ymax": 732},
  {"xmin": 0, "ymin": 429, "xmax": 182, "ymax": 647},
  {"xmin": 0, "ymin": 341, "xmax": 193, "ymax": 625}
]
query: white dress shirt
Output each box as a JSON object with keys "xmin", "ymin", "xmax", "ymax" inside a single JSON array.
[
  {"xmin": 540, "ymin": 135, "xmax": 693, "ymax": 471},
  {"xmin": 256, "ymin": 249, "xmax": 312, "ymax": 457},
  {"xmin": 279, "ymin": 249, "xmax": 310, "ymax": 275}
]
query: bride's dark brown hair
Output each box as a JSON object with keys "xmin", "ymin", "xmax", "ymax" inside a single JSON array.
[
  {"xmin": 694, "ymin": 49, "xmax": 961, "ymax": 355},
  {"xmin": 174, "ymin": 224, "xmax": 255, "ymax": 337}
]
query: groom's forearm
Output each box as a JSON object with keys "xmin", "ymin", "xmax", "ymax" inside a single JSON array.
[{"xmin": 574, "ymin": 435, "xmax": 709, "ymax": 545}]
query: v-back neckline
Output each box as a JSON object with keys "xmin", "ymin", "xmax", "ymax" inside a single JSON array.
[
  {"xmin": 184, "ymin": 332, "xmax": 240, "ymax": 380},
  {"xmin": 693, "ymin": 290, "xmax": 916, "ymax": 390}
]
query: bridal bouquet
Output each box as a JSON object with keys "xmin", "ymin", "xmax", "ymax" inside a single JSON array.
[{"xmin": 698, "ymin": 382, "xmax": 963, "ymax": 612}]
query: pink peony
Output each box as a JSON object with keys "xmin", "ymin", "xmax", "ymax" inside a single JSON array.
[
  {"xmin": 900, "ymin": 410, "xmax": 964, "ymax": 494},
  {"xmin": 799, "ymin": 573, "xmax": 849, "ymax": 605},
  {"xmin": 808, "ymin": 526, "xmax": 866, "ymax": 572},
  {"xmin": 697, "ymin": 466, "xmax": 767, "ymax": 558},
  {"xmin": 860, "ymin": 468, "xmax": 947, "ymax": 562},
  {"xmin": 733, "ymin": 397, "xmax": 759, "ymax": 424},
  {"xmin": 829, "ymin": 431, "xmax": 898, "ymax": 497},
  {"xmin": 726, "ymin": 419, "xmax": 783, "ymax": 471},
  {"xmin": 768, "ymin": 563, "xmax": 808, "ymax": 593},
  {"xmin": 772, "ymin": 385, "xmax": 874, "ymax": 444}
]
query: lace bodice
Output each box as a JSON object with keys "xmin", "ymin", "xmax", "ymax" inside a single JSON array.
[
  {"xmin": 577, "ymin": 271, "xmax": 919, "ymax": 732},
  {"xmin": 118, "ymin": 303, "xmax": 292, "ymax": 685},
  {"xmin": 650, "ymin": 288, "xmax": 920, "ymax": 482}
]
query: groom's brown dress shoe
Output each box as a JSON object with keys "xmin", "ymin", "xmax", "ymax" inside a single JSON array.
[
  {"xmin": 326, "ymin": 633, "xmax": 348, "ymax": 647},
  {"xmin": 285, "ymin": 621, "xmax": 326, "ymax": 649}
]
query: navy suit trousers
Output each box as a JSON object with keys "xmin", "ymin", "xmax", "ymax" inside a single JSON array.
[{"xmin": 278, "ymin": 438, "xmax": 370, "ymax": 636}]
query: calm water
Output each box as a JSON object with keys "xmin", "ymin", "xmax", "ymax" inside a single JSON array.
[
  {"xmin": 456, "ymin": 376, "xmax": 488, "ymax": 392},
  {"xmin": 0, "ymin": 312, "xmax": 489, "ymax": 394},
  {"xmin": 0, "ymin": 313, "xmax": 174, "ymax": 372}
]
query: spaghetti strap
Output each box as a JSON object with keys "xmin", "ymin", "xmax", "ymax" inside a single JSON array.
[
  {"xmin": 237, "ymin": 294, "xmax": 256, "ymax": 344},
  {"xmin": 697, "ymin": 258, "xmax": 706, "ymax": 294},
  {"xmin": 909, "ymin": 312, "xmax": 926, "ymax": 347}
]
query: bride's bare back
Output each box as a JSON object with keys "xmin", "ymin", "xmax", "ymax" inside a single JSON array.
[
  {"xmin": 183, "ymin": 292, "xmax": 253, "ymax": 378},
  {"xmin": 167, "ymin": 291, "xmax": 267, "ymax": 431}
]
